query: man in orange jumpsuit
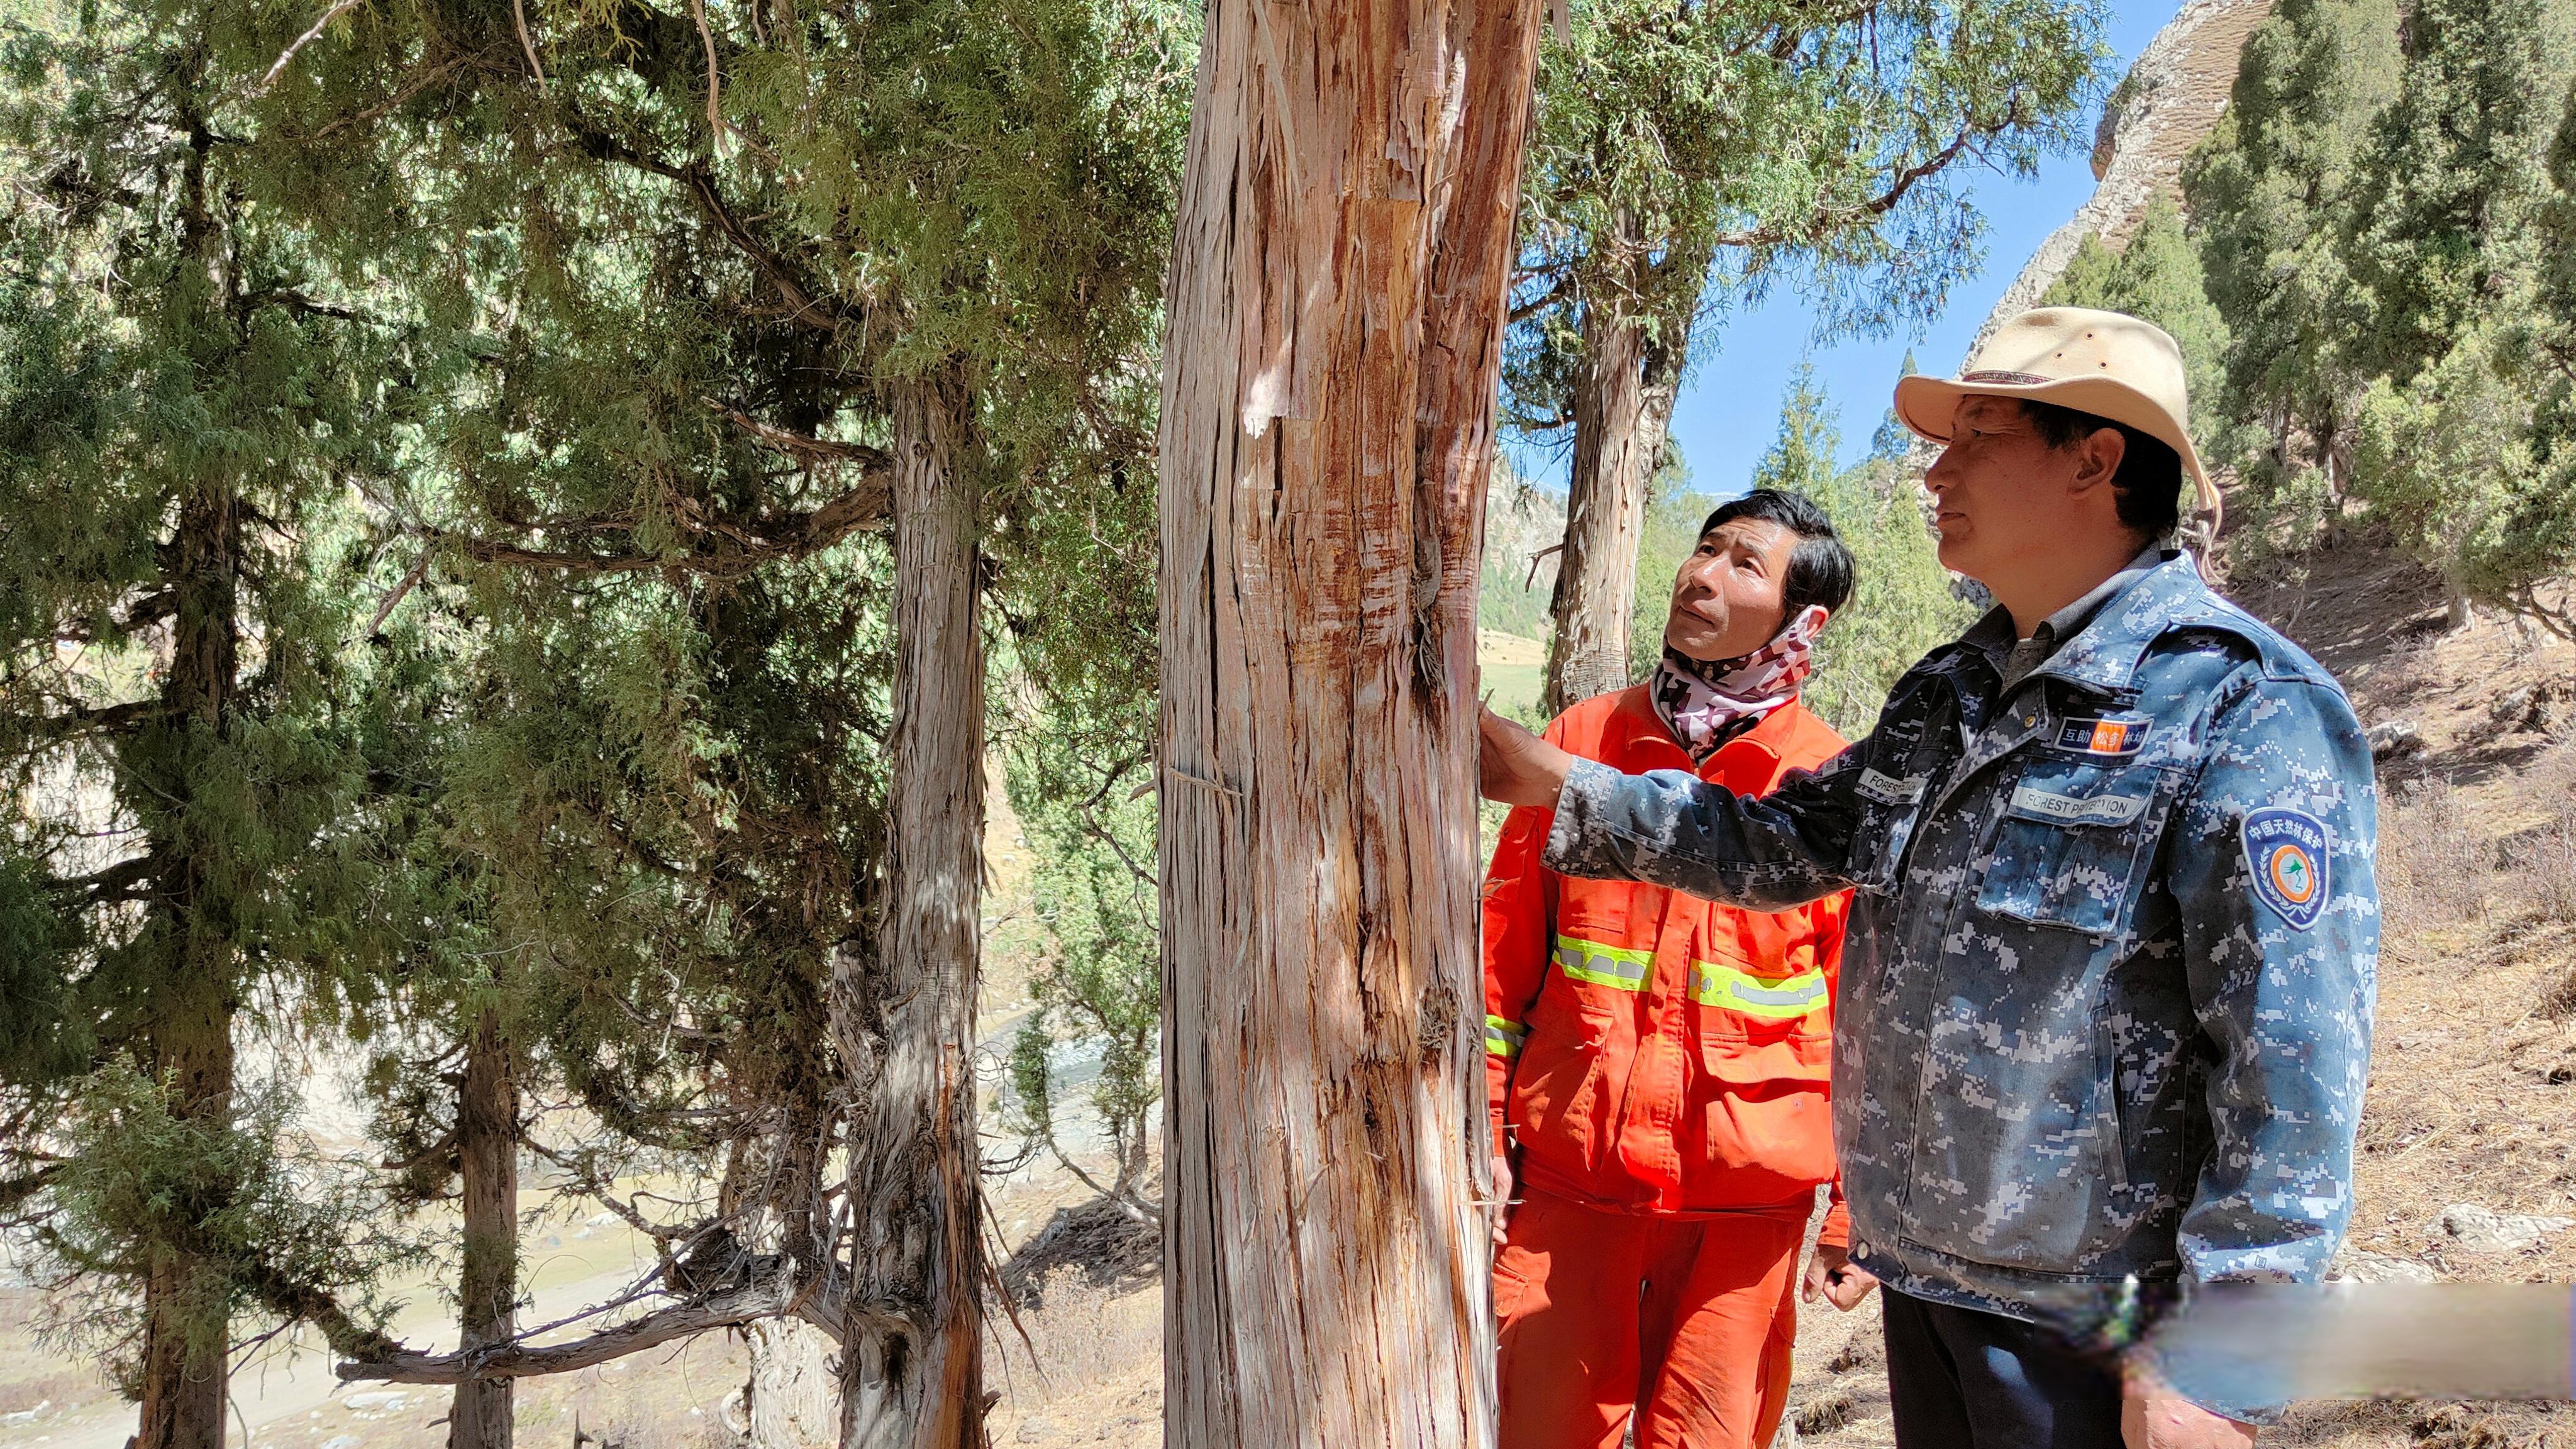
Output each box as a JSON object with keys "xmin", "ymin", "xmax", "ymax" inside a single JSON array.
[{"xmin": 1484, "ymin": 488, "xmax": 1874, "ymax": 1449}]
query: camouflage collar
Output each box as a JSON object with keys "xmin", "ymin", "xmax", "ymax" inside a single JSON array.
[{"xmin": 2022, "ymin": 550, "xmax": 2210, "ymax": 699}]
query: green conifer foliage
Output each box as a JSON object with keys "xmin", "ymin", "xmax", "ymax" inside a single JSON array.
[
  {"xmin": 2512, "ymin": 84, "xmax": 2576, "ymax": 631},
  {"xmin": 0, "ymin": 6, "xmax": 406, "ymax": 1436},
  {"xmin": 2184, "ymin": 0, "xmax": 2576, "ymax": 620},
  {"xmin": 2336, "ymin": 0, "xmax": 2576, "ymax": 615},
  {"xmin": 2043, "ymin": 198, "xmax": 2243, "ymax": 469},
  {"xmin": 2, "ymin": 0, "xmax": 1196, "ymax": 1430},
  {"xmin": 1508, "ymin": 0, "xmax": 2107, "ymax": 418},
  {"xmin": 2185, "ymin": 0, "xmax": 2403, "ymax": 552}
]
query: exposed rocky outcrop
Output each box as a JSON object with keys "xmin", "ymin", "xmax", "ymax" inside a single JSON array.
[{"xmin": 1967, "ymin": 0, "xmax": 2276, "ymax": 356}]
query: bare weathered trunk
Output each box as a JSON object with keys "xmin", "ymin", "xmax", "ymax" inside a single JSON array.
[
  {"xmin": 1156, "ymin": 0, "xmax": 1538, "ymax": 1443},
  {"xmin": 748, "ymin": 1321, "xmax": 840, "ymax": 1449},
  {"xmin": 452, "ymin": 1006, "xmax": 517, "ymax": 1449},
  {"xmin": 135, "ymin": 482, "xmax": 239, "ymax": 1449},
  {"xmin": 1541, "ymin": 226, "xmax": 1702, "ymax": 721},
  {"xmin": 837, "ymin": 376, "xmax": 984, "ymax": 1449},
  {"xmin": 1540, "ymin": 291, "xmax": 1679, "ymax": 717}
]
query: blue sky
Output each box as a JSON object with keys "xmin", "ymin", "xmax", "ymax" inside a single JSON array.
[{"xmin": 1509, "ymin": 0, "xmax": 2175, "ymax": 499}]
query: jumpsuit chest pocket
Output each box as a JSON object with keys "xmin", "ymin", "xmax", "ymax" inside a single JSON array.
[{"xmin": 1974, "ymin": 759, "xmax": 2177, "ymax": 939}]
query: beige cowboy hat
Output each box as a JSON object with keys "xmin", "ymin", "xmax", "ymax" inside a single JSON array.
[{"xmin": 1894, "ymin": 306, "xmax": 2221, "ymax": 531}]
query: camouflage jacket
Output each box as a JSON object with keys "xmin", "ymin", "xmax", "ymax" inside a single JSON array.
[{"xmin": 1544, "ymin": 553, "xmax": 2379, "ymax": 1383}]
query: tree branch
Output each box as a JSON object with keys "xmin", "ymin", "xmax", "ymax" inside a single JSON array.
[
  {"xmin": 562, "ymin": 117, "xmax": 850, "ymax": 336},
  {"xmin": 418, "ymin": 465, "xmax": 890, "ymax": 580},
  {"xmin": 711, "ymin": 401, "xmax": 893, "ymax": 470},
  {"xmin": 258, "ymin": 0, "xmax": 364, "ymax": 91},
  {"xmin": 1706, "ymin": 118, "xmax": 1987, "ymax": 251},
  {"xmin": 335, "ymin": 1267, "xmax": 874, "ymax": 1384},
  {"xmin": 1507, "ymin": 271, "xmax": 1574, "ymax": 325},
  {"xmin": 0, "ymin": 1164, "xmax": 61, "ymax": 1214}
]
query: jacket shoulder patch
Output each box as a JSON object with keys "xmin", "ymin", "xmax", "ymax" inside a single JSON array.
[{"xmin": 2242, "ymin": 806, "xmax": 2331, "ymax": 930}]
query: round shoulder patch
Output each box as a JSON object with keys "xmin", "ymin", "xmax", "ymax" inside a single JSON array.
[{"xmin": 2242, "ymin": 806, "xmax": 2331, "ymax": 931}]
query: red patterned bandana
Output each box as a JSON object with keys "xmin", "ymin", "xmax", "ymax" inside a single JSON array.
[{"xmin": 1649, "ymin": 605, "xmax": 1828, "ymax": 760}]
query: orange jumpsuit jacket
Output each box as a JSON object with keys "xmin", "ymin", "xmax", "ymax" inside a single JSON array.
[{"xmin": 1484, "ymin": 686, "xmax": 1853, "ymax": 1241}]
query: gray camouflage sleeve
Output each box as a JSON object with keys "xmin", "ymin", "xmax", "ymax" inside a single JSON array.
[
  {"xmin": 2169, "ymin": 672, "xmax": 2379, "ymax": 1293},
  {"xmin": 1539, "ymin": 748, "xmax": 1863, "ymax": 911}
]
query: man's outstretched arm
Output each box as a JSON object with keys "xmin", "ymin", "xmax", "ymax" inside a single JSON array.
[{"xmin": 1479, "ymin": 704, "xmax": 1863, "ymax": 912}]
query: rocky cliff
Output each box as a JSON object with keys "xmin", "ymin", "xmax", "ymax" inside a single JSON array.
[{"xmin": 1967, "ymin": 0, "xmax": 2275, "ymax": 355}]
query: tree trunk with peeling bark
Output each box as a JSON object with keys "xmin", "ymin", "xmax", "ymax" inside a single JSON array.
[
  {"xmin": 452, "ymin": 1006, "xmax": 518, "ymax": 1449},
  {"xmin": 747, "ymin": 1321, "xmax": 840, "ymax": 1449},
  {"xmin": 1155, "ymin": 0, "xmax": 1540, "ymax": 1443},
  {"xmin": 1540, "ymin": 246, "xmax": 1690, "ymax": 719},
  {"xmin": 1542, "ymin": 301, "xmax": 1654, "ymax": 716},
  {"xmin": 836, "ymin": 376, "xmax": 984, "ymax": 1449}
]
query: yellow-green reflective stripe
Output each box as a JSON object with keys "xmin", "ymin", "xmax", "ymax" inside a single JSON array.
[
  {"xmin": 1690, "ymin": 960, "xmax": 1827, "ymax": 1019},
  {"xmin": 1485, "ymin": 1014, "xmax": 1527, "ymax": 1057},
  {"xmin": 1553, "ymin": 935, "xmax": 1652, "ymax": 992}
]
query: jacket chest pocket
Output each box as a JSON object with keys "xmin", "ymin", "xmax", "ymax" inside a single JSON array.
[
  {"xmin": 1846, "ymin": 769, "xmax": 1930, "ymax": 895},
  {"xmin": 1974, "ymin": 760, "xmax": 2177, "ymax": 940}
]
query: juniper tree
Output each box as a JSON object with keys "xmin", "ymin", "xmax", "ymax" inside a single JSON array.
[
  {"xmin": 239, "ymin": 3, "xmax": 1193, "ymax": 1446},
  {"xmin": 2515, "ymin": 84, "xmax": 2576, "ymax": 631},
  {"xmin": 3, "ymin": 4, "xmax": 1191, "ymax": 1448},
  {"xmin": 2042, "ymin": 197, "xmax": 2251, "ymax": 497},
  {"xmin": 0, "ymin": 9, "xmax": 409, "ymax": 1446},
  {"xmin": 2336, "ymin": 0, "xmax": 2576, "ymax": 622},
  {"xmin": 1155, "ymin": 0, "xmax": 1538, "ymax": 1438},
  {"xmin": 1509, "ymin": 0, "xmax": 2102, "ymax": 716},
  {"xmin": 2187, "ymin": 0, "xmax": 2576, "ymax": 619},
  {"xmin": 2185, "ymin": 0, "xmax": 2402, "ymax": 552}
]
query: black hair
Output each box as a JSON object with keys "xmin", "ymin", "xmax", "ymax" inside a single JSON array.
[
  {"xmin": 2016, "ymin": 399, "xmax": 2185, "ymax": 540},
  {"xmin": 1695, "ymin": 488, "xmax": 1857, "ymax": 618}
]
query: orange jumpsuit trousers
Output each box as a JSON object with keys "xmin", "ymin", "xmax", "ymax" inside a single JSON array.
[{"xmin": 1494, "ymin": 1187, "xmax": 1808, "ymax": 1449}]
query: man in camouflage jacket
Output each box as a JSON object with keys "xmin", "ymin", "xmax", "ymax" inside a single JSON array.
[{"xmin": 1479, "ymin": 310, "xmax": 2379, "ymax": 1449}]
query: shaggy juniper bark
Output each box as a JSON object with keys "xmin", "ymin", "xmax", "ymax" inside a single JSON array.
[
  {"xmin": 1157, "ymin": 0, "xmax": 1537, "ymax": 1441},
  {"xmin": 452, "ymin": 1008, "xmax": 517, "ymax": 1449},
  {"xmin": 838, "ymin": 378, "xmax": 985, "ymax": 1449}
]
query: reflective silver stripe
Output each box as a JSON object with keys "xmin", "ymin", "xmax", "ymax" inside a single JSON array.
[
  {"xmin": 1689, "ymin": 960, "xmax": 1828, "ymax": 1020},
  {"xmin": 1552, "ymin": 934, "xmax": 1651, "ymax": 992},
  {"xmin": 1485, "ymin": 1014, "xmax": 1527, "ymax": 1057}
]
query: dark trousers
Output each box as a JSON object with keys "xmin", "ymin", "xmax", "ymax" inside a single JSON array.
[{"xmin": 1880, "ymin": 1288, "xmax": 2125, "ymax": 1449}]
